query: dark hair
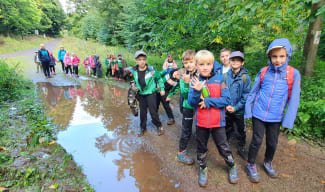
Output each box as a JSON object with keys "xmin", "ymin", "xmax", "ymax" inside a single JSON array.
[{"xmin": 230, "ymin": 56, "xmax": 244, "ymax": 62}]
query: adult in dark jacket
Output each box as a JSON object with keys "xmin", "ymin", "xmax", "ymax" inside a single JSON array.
[
  {"xmin": 94, "ymin": 55, "xmax": 103, "ymax": 78},
  {"xmin": 38, "ymin": 44, "xmax": 51, "ymax": 78}
]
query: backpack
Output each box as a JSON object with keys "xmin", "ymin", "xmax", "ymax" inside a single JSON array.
[{"xmin": 260, "ymin": 65, "xmax": 294, "ymax": 99}]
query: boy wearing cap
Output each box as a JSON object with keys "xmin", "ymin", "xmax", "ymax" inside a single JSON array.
[
  {"xmin": 245, "ymin": 38, "xmax": 301, "ymax": 183},
  {"xmin": 225, "ymin": 51, "xmax": 251, "ymax": 160},
  {"xmin": 127, "ymin": 50, "xmax": 165, "ymax": 136}
]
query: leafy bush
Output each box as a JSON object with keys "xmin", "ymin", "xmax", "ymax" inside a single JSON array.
[{"xmin": 0, "ymin": 60, "xmax": 30, "ymax": 102}]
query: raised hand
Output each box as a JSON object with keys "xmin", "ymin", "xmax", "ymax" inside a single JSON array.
[{"xmin": 190, "ymin": 77, "xmax": 205, "ymax": 91}]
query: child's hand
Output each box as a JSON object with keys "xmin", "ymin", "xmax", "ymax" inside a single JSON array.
[
  {"xmin": 226, "ymin": 105, "xmax": 235, "ymax": 113},
  {"xmin": 190, "ymin": 77, "xmax": 205, "ymax": 91},
  {"xmin": 183, "ymin": 74, "xmax": 191, "ymax": 84},
  {"xmin": 166, "ymin": 97, "xmax": 171, "ymax": 102},
  {"xmin": 160, "ymin": 91, "xmax": 165, "ymax": 96},
  {"xmin": 198, "ymin": 98, "xmax": 206, "ymax": 109}
]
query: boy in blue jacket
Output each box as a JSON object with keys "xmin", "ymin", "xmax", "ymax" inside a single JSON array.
[
  {"xmin": 188, "ymin": 50, "xmax": 238, "ymax": 187},
  {"xmin": 245, "ymin": 38, "xmax": 301, "ymax": 183},
  {"xmin": 225, "ymin": 51, "xmax": 251, "ymax": 160}
]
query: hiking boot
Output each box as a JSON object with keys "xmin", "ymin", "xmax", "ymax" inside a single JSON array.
[
  {"xmin": 229, "ymin": 164, "xmax": 238, "ymax": 184},
  {"xmin": 177, "ymin": 150, "xmax": 194, "ymax": 165},
  {"xmin": 237, "ymin": 147, "xmax": 248, "ymax": 161},
  {"xmin": 198, "ymin": 167, "xmax": 208, "ymax": 187},
  {"xmin": 167, "ymin": 118, "xmax": 175, "ymax": 125},
  {"xmin": 246, "ymin": 163, "xmax": 260, "ymax": 183},
  {"xmin": 137, "ymin": 129, "xmax": 145, "ymax": 137},
  {"xmin": 158, "ymin": 126, "xmax": 165, "ymax": 136},
  {"xmin": 263, "ymin": 161, "xmax": 278, "ymax": 178}
]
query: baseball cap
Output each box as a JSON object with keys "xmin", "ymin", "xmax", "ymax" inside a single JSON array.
[
  {"xmin": 229, "ymin": 51, "xmax": 244, "ymax": 60},
  {"xmin": 118, "ymin": 53, "xmax": 122, "ymax": 56},
  {"xmin": 134, "ymin": 50, "xmax": 146, "ymax": 58},
  {"xmin": 266, "ymin": 45, "xmax": 285, "ymax": 54}
]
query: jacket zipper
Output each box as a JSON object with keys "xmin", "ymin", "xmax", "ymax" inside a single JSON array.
[{"xmin": 263, "ymin": 68, "xmax": 277, "ymax": 121}]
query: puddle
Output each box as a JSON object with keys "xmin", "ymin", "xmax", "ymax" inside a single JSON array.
[{"xmin": 37, "ymin": 81, "xmax": 181, "ymax": 192}]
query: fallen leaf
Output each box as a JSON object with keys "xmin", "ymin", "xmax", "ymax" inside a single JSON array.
[
  {"xmin": 291, "ymin": 157, "xmax": 297, "ymax": 161},
  {"xmin": 321, "ymin": 180, "xmax": 325, "ymax": 184},
  {"xmin": 0, "ymin": 147, "xmax": 5, "ymax": 151},
  {"xmin": 49, "ymin": 141, "xmax": 56, "ymax": 145},
  {"xmin": 288, "ymin": 139, "xmax": 296, "ymax": 145},
  {"xmin": 290, "ymin": 147, "xmax": 296, "ymax": 152},
  {"xmin": 49, "ymin": 183, "xmax": 59, "ymax": 189},
  {"xmin": 281, "ymin": 173, "xmax": 293, "ymax": 178}
]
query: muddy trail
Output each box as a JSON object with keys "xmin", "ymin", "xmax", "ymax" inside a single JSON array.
[{"xmin": 1, "ymin": 40, "xmax": 325, "ymax": 192}]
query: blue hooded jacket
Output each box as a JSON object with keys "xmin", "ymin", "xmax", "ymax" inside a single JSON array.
[
  {"xmin": 58, "ymin": 49, "xmax": 66, "ymax": 61},
  {"xmin": 225, "ymin": 67, "xmax": 251, "ymax": 114},
  {"xmin": 245, "ymin": 38, "xmax": 301, "ymax": 129}
]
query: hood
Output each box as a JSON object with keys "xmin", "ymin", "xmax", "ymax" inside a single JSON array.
[{"xmin": 266, "ymin": 38, "xmax": 292, "ymax": 71}]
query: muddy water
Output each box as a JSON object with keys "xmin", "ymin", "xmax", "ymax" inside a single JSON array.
[{"xmin": 37, "ymin": 80, "xmax": 181, "ymax": 192}]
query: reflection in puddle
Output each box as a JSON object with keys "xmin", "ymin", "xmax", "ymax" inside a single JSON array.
[{"xmin": 37, "ymin": 81, "xmax": 181, "ymax": 192}]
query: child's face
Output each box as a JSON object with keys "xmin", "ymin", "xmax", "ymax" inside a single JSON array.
[
  {"xmin": 230, "ymin": 58, "xmax": 244, "ymax": 70},
  {"xmin": 168, "ymin": 56, "xmax": 173, "ymax": 62},
  {"xmin": 135, "ymin": 56, "xmax": 146, "ymax": 68},
  {"xmin": 173, "ymin": 71, "xmax": 181, "ymax": 80},
  {"xmin": 183, "ymin": 58, "xmax": 196, "ymax": 72},
  {"xmin": 270, "ymin": 48, "xmax": 287, "ymax": 67},
  {"xmin": 220, "ymin": 51, "xmax": 230, "ymax": 66},
  {"xmin": 60, "ymin": 47, "xmax": 64, "ymax": 50},
  {"xmin": 197, "ymin": 58, "xmax": 213, "ymax": 77},
  {"xmin": 118, "ymin": 56, "xmax": 122, "ymax": 59}
]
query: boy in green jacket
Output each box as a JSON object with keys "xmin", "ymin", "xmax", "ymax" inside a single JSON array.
[{"xmin": 127, "ymin": 50, "xmax": 165, "ymax": 136}]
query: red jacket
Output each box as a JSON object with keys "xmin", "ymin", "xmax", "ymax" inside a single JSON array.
[{"xmin": 72, "ymin": 56, "xmax": 80, "ymax": 66}]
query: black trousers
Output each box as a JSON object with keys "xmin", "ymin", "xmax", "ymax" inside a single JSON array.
[
  {"xmin": 118, "ymin": 67, "xmax": 123, "ymax": 79},
  {"xmin": 41, "ymin": 61, "xmax": 50, "ymax": 77},
  {"xmin": 197, "ymin": 126, "xmax": 235, "ymax": 169},
  {"xmin": 65, "ymin": 65, "xmax": 72, "ymax": 74},
  {"xmin": 106, "ymin": 68, "xmax": 111, "ymax": 77},
  {"xmin": 139, "ymin": 93, "xmax": 162, "ymax": 130},
  {"xmin": 49, "ymin": 65, "xmax": 55, "ymax": 73},
  {"xmin": 157, "ymin": 90, "xmax": 174, "ymax": 119},
  {"xmin": 226, "ymin": 113, "xmax": 246, "ymax": 148},
  {"xmin": 179, "ymin": 108, "xmax": 194, "ymax": 151},
  {"xmin": 73, "ymin": 66, "xmax": 78, "ymax": 75},
  {"xmin": 247, "ymin": 117, "xmax": 281, "ymax": 164},
  {"xmin": 60, "ymin": 60, "xmax": 65, "ymax": 71},
  {"xmin": 92, "ymin": 67, "xmax": 96, "ymax": 76}
]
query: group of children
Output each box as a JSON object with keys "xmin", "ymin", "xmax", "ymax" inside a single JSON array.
[{"xmin": 127, "ymin": 38, "xmax": 301, "ymax": 187}]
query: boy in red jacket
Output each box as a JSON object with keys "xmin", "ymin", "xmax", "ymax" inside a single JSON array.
[{"xmin": 188, "ymin": 50, "xmax": 238, "ymax": 187}]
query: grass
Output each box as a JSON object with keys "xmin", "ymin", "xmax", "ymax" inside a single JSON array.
[{"xmin": 0, "ymin": 35, "xmax": 54, "ymax": 54}]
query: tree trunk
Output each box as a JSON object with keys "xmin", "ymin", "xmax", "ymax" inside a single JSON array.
[{"xmin": 302, "ymin": 1, "xmax": 324, "ymax": 77}]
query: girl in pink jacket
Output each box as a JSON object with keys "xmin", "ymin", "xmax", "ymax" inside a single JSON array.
[
  {"xmin": 83, "ymin": 56, "xmax": 91, "ymax": 76},
  {"xmin": 64, "ymin": 51, "xmax": 73, "ymax": 76},
  {"xmin": 72, "ymin": 53, "xmax": 80, "ymax": 77}
]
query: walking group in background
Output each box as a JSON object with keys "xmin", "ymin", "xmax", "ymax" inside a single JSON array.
[{"xmin": 127, "ymin": 38, "xmax": 301, "ymax": 187}]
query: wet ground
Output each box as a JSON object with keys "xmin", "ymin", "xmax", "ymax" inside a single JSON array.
[{"xmin": 1, "ymin": 39, "xmax": 325, "ymax": 192}]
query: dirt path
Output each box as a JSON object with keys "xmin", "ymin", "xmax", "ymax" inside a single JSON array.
[{"xmin": 2, "ymin": 39, "xmax": 325, "ymax": 192}]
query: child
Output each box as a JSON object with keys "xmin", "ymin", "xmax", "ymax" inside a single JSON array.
[
  {"xmin": 49, "ymin": 51, "xmax": 57, "ymax": 75},
  {"xmin": 105, "ymin": 54, "xmax": 112, "ymax": 79},
  {"xmin": 58, "ymin": 45, "xmax": 66, "ymax": 72},
  {"xmin": 188, "ymin": 50, "xmax": 238, "ymax": 187},
  {"xmin": 64, "ymin": 51, "xmax": 73, "ymax": 76},
  {"xmin": 72, "ymin": 53, "xmax": 80, "ymax": 77},
  {"xmin": 111, "ymin": 55, "xmax": 118, "ymax": 79},
  {"xmin": 157, "ymin": 68, "xmax": 181, "ymax": 125},
  {"xmin": 245, "ymin": 38, "xmax": 301, "ymax": 183},
  {"xmin": 83, "ymin": 56, "xmax": 91, "ymax": 76},
  {"xmin": 90, "ymin": 55, "xmax": 96, "ymax": 77},
  {"xmin": 176, "ymin": 50, "xmax": 197, "ymax": 165},
  {"xmin": 94, "ymin": 55, "xmax": 103, "ymax": 78},
  {"xmin": 34, "ymin": 51, "xmax": 42, "ymax": 73},
  {"xmin": 118, "ymin": 53, "xmax": 127, "ymax": 80},
  {"xmin": 127, "ymin": 50, "xmax": 165, "ymax": 137},
  {"xmin": 215, "ymin": 48, "xmax": 231, "ymax": 74},
  {"xmin": 225, "ymin": 51, "xmax": 251, "ymax": 160},
  {"xmin": 162, "ymin": 54, "xmax": 178, "ymax": 70}
]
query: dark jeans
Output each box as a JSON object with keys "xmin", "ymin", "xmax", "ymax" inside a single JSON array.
[
  {"xmin": 106, "ymin": 68, "xmax": 111, "ymax": 77},
  {"xmin": 73, "ymin": 66, "xmax": 78, "ymax": 75},
  {"xmin": 157, "ymin": 90, "xmax": 174, "ymax": 119},
  {"xmin": 65, "ymin": 65, "xmax": 72, "ymax": 74},
  {"xmin": 118, "ymin": 67, "xmax": 123, "ymax": 79},
  {"xmin": 197, "ymin": 126, "xmax": 235, "ymax": 169},
  {"xmin": 179, "ymin": 108, "xmax": 194, "ymax": 151},
  {"xmin": 139, "ymin": 93, "xmax": 162, "ymax": 130},
  {"xmin": 49, "ymin": 65, "xmax": 55, "ymax": 73},
  {"xmin": 247, "ymin": 117, "xmax": 281, "ymax": 164},
  {"xmin": 60, "ymin": 60, "xmax": 65, "ymax": 72},
  {"xmin": 92, "ymin": 67, "xmax": 96, "ymax": 76},
  {"xmin": 226, "ymin": 113, "xmax": 246, "ymax": 148},
  {"xmin": 41, "ymin": 61, "xmax": 50, "ymax": 77}
]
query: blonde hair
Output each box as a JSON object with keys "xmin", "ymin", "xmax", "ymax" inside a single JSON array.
[
  {"xmin": 195, "ymin": 50, "xmax": 215, "ymax": 64},
  {"xmin": 182, "ymin": 50, "xmax": 196, "ymax": 61}
]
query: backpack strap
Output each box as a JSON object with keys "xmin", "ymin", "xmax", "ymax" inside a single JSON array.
[
  {"xmin": 242, "ymin": 73, "xmax": 246, "ymax": 85},
  {"xmin": 260, "ymin": 66, "xmax": 269, "ymax": 87},
  {"xmin": 286, "ymin": 65, "xmax": 295, "ymax": 100}
]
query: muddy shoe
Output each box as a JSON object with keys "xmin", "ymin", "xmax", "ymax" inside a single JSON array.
[
  {"xmin": 228, "ymin": 164, "xmax": 238, "ymax": 184},
  {"xmin": 177, "ymin": 150, "xmax": 194, "ymax": 165},
  {"xmin": 237, "ymin": 147, "xmax": 248, "ymax": 161},
  {"xmin": 246, "ymin": 163, "xmax": 260, "ymax": 183},
  {"xmin": 198, "ymin": 167, "xmax": 208, "ymax": 187},
  {"xmin": 158, "ymin": 126, "xmax": 165, "ymax": 136},
  {"xmin": 137, "ymin": 129, "xmax": 145, "ymax": 137},
  {"xmin": 263, "ymin": 161, "xmax": 278, "ymax": 178},
  {"xmin": 167, "ymin": 118, "xmax": 175, "ymax": 125}
]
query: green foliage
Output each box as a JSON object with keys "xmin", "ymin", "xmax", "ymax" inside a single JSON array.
[{"xmin": 0, "ymin": 59, "xmax": 30, "ymax": 102}]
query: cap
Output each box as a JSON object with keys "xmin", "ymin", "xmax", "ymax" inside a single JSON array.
[
  {"xmin": 229, "ymin": 51, "xmax": 244, "ymax": 60},
  {"xmin": 118, "ymin": 53, "xmax": 122, "ymax": 56},
  {"xmin": 134, "ymin": 50, "xmax": 146, "ymax": 58},
  {"xmin": 267, "ymin": 45, "xmax": 285, "ymax": 54}
]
